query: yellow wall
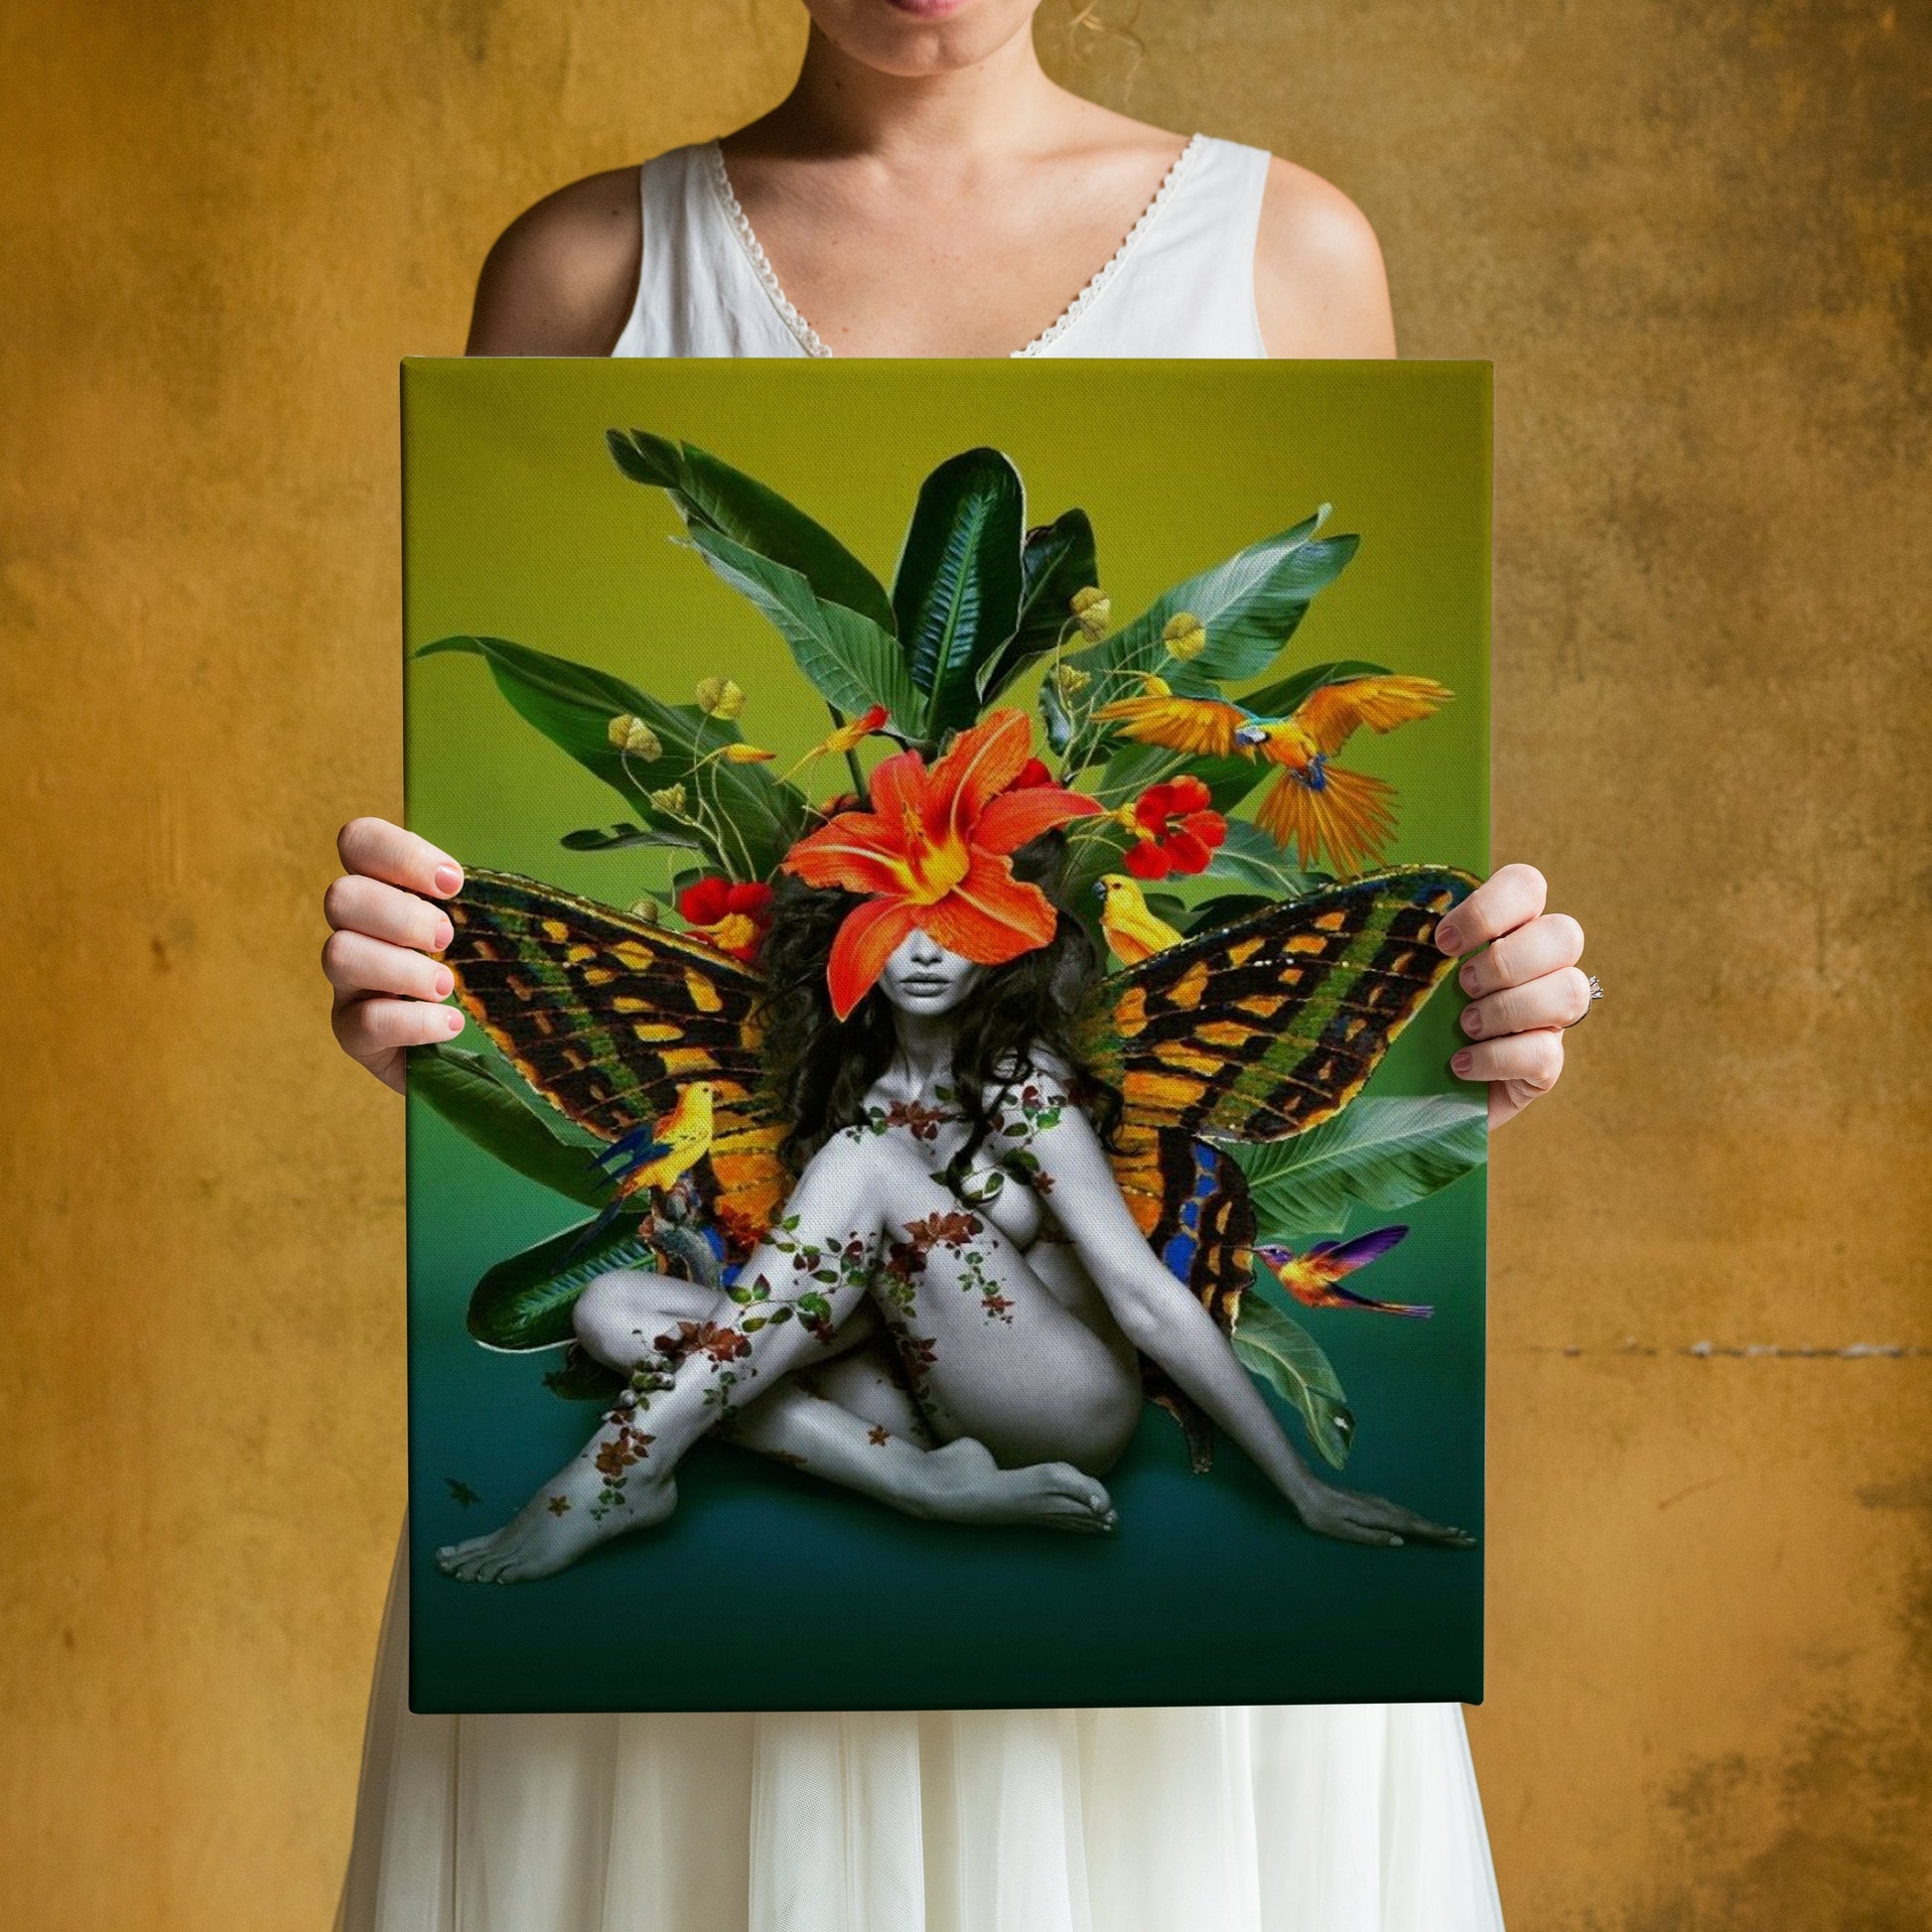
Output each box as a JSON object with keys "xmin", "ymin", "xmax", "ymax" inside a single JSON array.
[{"xmin": 3, "ymin": 3, "xmax": 1926, "ymax": 1925}]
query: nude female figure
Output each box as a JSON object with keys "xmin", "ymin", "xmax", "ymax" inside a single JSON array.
[{"xmin": 434, "ymin": 853, "xmax": 1478, "ymax": 1585}]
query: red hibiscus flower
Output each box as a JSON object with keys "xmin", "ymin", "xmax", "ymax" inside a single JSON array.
[
  {"xmin": 780, "ymin": 708, "xmax": 1101, "ymax": 1020},
  {"xmin": 1123, "ymin": 775, "xmax": 1227, "ymax": 881},
  {"xmin": 678, "ymin": 876, "xmax": 774, "ymax": 962}
]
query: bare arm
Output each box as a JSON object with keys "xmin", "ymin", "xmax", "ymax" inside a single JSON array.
[
  {"xmin": 1252, "ymin": 157, "xmax": 1396, "ymax": 360},
  {"xmin": 1001, "ymin": 1081, "xmax": 1471, "ymax": 1547},
  {"xmin": 465, "ymin": 166, "xmax": 643, "ymax": 355}
]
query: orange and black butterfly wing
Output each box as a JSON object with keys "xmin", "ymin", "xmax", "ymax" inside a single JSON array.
[
  {"xmin": 1082, "ymin": 865, "xmax": 1476, "ymax": 1462},
  {"xmin": 442, "ymin": 869, "xmax": 787, "ymax": 1260},
  {"xmin": 1087, "ymin": 865, "xmax": 1477, "ymax": 1153}
]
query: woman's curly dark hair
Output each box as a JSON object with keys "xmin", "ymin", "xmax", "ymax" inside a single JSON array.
[{"xmin": 757, "ymin": 832, "xmax": 1124, "ymax": 1189}]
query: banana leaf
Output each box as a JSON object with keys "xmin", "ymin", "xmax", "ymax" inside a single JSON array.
[
  {"xmin": 1231, "ymin": 1295, "xmax": 1356, "ymax": 1468},
  {"xmin": 416, "ymin": 633, "xmax": 803, "ymax": 878},
  {"xmin": 977, "ymin": 508, "xmax": 1098, "ymax": 702},
  {"xmin": 411, "ymin": 1044, "xmax": 615, "ymax": 1208},
  {"xmin": 890, "ymin": 448, "xmax": 1025, "ymax": 742},
  {"xmin": 467, "ymin": 1213, "xmax": 656, "ymax": 1350},
  {"xmin": 686, "ymin": 525, "xmax": 922, "ymax": 738},
  {"xmin": 606, "ymin": 429, "xmax": 895, "ymax": 632},
  {"xmin": 1233, "ymin": 1095, "xmax": 1487, "ymax": 1239}
]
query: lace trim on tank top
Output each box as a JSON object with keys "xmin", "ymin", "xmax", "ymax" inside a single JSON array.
[{"xmin": 701, "ymin": 131, "xmax": 1208, "ymax": 360}]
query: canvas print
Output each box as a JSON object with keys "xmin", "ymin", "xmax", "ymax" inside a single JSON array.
[{"xmin": 403, "ymin": 358, "xmax": 1490, "ymax": 1713}]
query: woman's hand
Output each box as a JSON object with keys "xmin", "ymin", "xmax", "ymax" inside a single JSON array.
[
  {"xmin": 324, "ymin": 817, "xmax": 468, "ymax": 1094},
  {"xmin": 1292, "ymin": 1480, "xmax": 1477, "ymax": 1550},
  {"xmin": 1433, "ymin": 863, "xmax": 1591, "ymax": 1130}
]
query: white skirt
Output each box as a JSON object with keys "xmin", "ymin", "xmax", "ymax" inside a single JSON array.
[{"xmin": 336, "ymin": 1523, "xmax": 1504, "ymax": 1932}]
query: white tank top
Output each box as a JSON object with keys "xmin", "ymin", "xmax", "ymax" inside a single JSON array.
[{"xmin": 611, "ymin": 132, "xmax": 1273, "ymax": 360}]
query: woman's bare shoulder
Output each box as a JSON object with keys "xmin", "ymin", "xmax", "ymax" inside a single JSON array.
[
  {"xmin": 466, "ymin": 165, "xmax": 643, "ymax": 356},
  {"xmin": 1250, "ymin": 155, "xmax": 1397, "ymax": 359}
]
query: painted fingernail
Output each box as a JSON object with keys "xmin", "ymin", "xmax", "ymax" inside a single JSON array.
[
  {"xmin": 1461, "ymin": 1007, "xmax": 1484, "ymax": 1037},
  {"xmin": 445, "ymin": 1007, "xmax": 465, "ymax": 1034},
  {"xmin": 1435, "ymin": 918, "xmax": 1461, "ymax": 954},
  {"xmin": 433, "ymin": 967, "xmax": 454, "ymax": 998},
  {"xmin": 1458, "ymin": 961, "xmax": 1479, "ymax": 993},
  {"xmin": 1451, "ymin": 1049, "xmax": 1474, "ymax": 1075},
  {"xmin": 431, "ymin": 916, "xmax": 454, "ymax": 951},
  {"xmin": 433, "ymin": 863, "xmax": 463, "ymax": 896}
]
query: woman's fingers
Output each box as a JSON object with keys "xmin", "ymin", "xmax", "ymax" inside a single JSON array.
[
  {"xmin": 1461, "ymin": 963, "xmax": 1592, "ymax": 1041},
  {"xmin": 337, "ymin": 816, "xmax": 464, "ymax": 899},
  {"xmin": 1451, "ymin": 1025, "xmax": 1564, "ymax": 1093},
  {"xmin": 323, "ymin": 872, "xmax": 455, "ymax": 953},
  {"xmin": 323, "ymin": 927, "xmax": 455, "ymax": 1004},
  {"xmin": 1456, "ymin": 910, "xmax": 1584, "ymax": 998},
  {"xmin": 1340, "ymin": 1491, "xmax": 1477, "ymax": 1547},
  {"xmin": 332, "ymin": 988, "xmax": 465, "ymax": 1073},
  {"xmin": 1433, "ymin": 862, "xmax": 1545, "ymax": 957}
]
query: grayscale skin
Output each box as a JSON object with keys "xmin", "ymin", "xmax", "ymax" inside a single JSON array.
[{"xmin": 436, "ymin": 923, "xmax": 1477, "ymax": 1585}]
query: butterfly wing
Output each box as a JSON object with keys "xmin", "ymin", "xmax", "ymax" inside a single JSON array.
[
  {"xmin": 1084, "ymin": 866, "xmax": 1475, "ymax": 1464},
  {"xmin": 1087, "ymin": 865, "xmax": 1477, "ymax": 1149},
  {"xmin": 443, "ymin": 870, "xmax": 786, "ymax": 1259}
]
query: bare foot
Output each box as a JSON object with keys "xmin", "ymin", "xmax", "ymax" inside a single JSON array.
[
  {"xmin": 436, "ymin": 1411, "xmax": 678, "ymax": 1585},
  {"xmin": 912, "ymin": 1437, "xmax": 1118, "ymax": 1534}
]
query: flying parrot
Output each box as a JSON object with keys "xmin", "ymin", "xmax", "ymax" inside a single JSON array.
[
  {"xmin": 1093, "ymin": 672, "xmax": 1452, "ymax": 876},
  {"xmin": 1249, "ymin": 1225, "xmax": 1435, "ymax": 1318},
  {"xmin": 1094, "ymin": 873, "xmax": 1185, "ymax": 965},
  {"xmin": 594, "ymin": 1080, "xmax": 716, "ymax": 1203}
]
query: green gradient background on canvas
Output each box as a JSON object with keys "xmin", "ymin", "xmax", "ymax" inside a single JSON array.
[{"xmin": 402, "ymin": 358, "xmax": 1490, "ymax": 1713}]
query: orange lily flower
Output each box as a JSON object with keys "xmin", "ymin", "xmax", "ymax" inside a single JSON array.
[{"xmin": 781, "ymin": 708, "xmax": 1100, "ymax": 1020}]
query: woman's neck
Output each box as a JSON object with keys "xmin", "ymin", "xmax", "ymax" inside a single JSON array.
[
  {"xmin": 754, "ymin": 19, "xmax": 1070, "ymax": 170},
  {"xmin": 890, "ymin": 1009, "xmax": 960, "ymax": 1091}
]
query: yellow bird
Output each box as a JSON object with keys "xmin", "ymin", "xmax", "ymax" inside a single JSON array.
[
  {"xmin": 1095, "ymin": 873, "xmax": 1185, "ymax": 966},
  {"xmin": 1093, "ymin": 675, "xmax": 1254, "ymax": 758},
  {"xmin": 1242, "ymin": 677, "xmax": 1450, "ymax": 876},
  {"xmin": 1094, "ymin": 671, "xmax": 1451, "ymax": 876},
  {"xmin": 598, "ymin": 1080, "xmax": 716, "ymax": 1202}
]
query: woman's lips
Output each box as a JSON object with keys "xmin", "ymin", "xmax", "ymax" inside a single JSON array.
[{"xmin": 884, "ymin": 0, "xmax": 976, "ymax": 19}]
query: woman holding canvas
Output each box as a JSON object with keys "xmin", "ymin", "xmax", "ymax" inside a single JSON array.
[{"xmin": 324, "ymin": 3, "xmax": 1594, "ymax": 1926}]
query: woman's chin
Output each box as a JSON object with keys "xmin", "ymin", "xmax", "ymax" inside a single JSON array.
[{"xmin": 806, "ymin": 0, "xmax": 1036, "ymax": 74}]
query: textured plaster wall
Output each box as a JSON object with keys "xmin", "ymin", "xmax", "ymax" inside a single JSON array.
[{"xmin": 1, "ymin": 2, "xmax": 1926, "ymax": 1927}]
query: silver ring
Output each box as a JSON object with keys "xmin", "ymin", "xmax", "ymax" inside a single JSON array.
[{"xmin": 1566, "ymin": 973, "xmax": 1604, "ymax": 1028}]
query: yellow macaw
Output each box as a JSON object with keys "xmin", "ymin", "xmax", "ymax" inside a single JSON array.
[
  {"xmin": 1243, "ymin": 676, "xmax": 1449, "ymax": 875},
  {"xmin": 1094, "ymin": 873, "xmax": 1185, "ymax": 966},
  {"xmin": 1093, "ymin": 675, "xmax": 1255, "ymax": 758},
  {"xmin": 1094, "ymin": 671, "xmax": 1451, "ymax": 876}
]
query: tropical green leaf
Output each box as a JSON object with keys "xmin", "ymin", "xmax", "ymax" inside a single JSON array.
[
  {"xmin": 1093, "ymin": 741, "xmax": 1269, "ymax": 817},
  {"xmin": 468, "ymin": 1214, "xmax": 657, "ymax": 1351},
  {"xmin": 978, "ymin": 508, "xmax": 1098, "ymax": 702},
  {"xmin": 559, "ymin": 820, "xmax": 701, "ymax": 855},
  {"xmin": 1201, "ymin": 819, "xmax": 1323, "ymax": 897},
  {"xmin": 890, "ymin": 448, "xmax": 1025, "ymax": 741},
  {"xmin": 606, "ymin": 429, "xmax": 895, "ymax": 631},
  {"xmin": 1232, "ymin": 1095, "xmax": 1488, "ymax": 1239},
  {"xmin": 686, "ymin": 526, "xmax": 922, "ymax": 737},
  {"xmin": 410, "ymin": 1045, "xmax": 615, "ymax": 1208},
  {"xmin": 1231, "ymin": 1296, "xmax": 1355, "ymax": 1468},
  {"xmin": 1058, "ymin": 509, "xmax": 1359, "ymax": 766},
  {"xmin": 1182, "ymin": 892, "xmax": 1273, "ymax": 932},
  {"xmin": 415, "ymin": 633, "xmax": 803, "ymax": 878}
]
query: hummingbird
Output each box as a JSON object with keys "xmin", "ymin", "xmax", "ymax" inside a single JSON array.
[{"xmin": 1249, "ymin": 1225, "xmax": 1435, "ymax": 1318}]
